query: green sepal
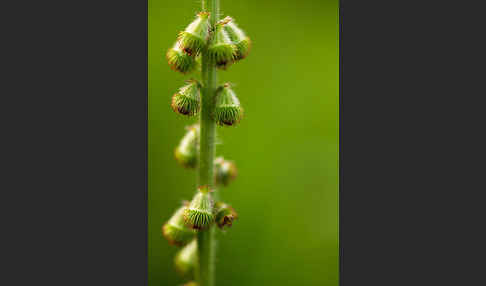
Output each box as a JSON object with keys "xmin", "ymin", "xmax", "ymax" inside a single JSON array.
[
  {"xmin": 184, "ymin": 188, "xmax": 214, "ymax": 230},
  {"xmin": 174, "ymin": 124, "xmax": 199, "ymax": 168},
  {"xmin": 223, "ymin": 17, "xmax": 251, "ymax": 60},
  {"xmin": 178, "ymin": 12, "xmax": 210, "ymax": 56},
  {"xmin": 213, "ymin": 83, "xmax": 243, "ymax": 126},
  {"xmin": 166, "ymin": 41, "xmax": 197, "ymax": 74},
  {"xmin": 174, "ymin": 239, "xmax": 197, "ymax": 278},
  {"xmin": 208, "ymin": 24, "xmax": 237, "ymax": 69},
  {"xmin": 171, "ymin": 80, "xmax": 200, "ymax": 116},
  {"xmin": 234, "ymin": 37, "xmax": 251, "ymax": 60},
  {"xmin": 162, "ymin": 204, "xmax": 196, "ymax": 246}
]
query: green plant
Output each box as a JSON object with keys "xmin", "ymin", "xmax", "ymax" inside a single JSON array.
[{"xmin": 162, "ymin": 1, "xmax": 251, "ymax": 285}]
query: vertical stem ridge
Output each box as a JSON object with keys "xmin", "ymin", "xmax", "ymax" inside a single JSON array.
[{"xmin": 198, "ymin": 1, "xmax": 219, "ymax": 286}]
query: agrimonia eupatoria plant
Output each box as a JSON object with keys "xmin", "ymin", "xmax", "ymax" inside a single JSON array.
[{"xmin": 161, "ymin": 1, "xmax": 251, "ymax": 285}]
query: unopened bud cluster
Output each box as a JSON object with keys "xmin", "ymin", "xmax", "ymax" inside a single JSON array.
[
  {"xmin": 163, "ymin": 127, "xmax": 240, "ymax": 278},
  {"xmin": 166, "ymin": 12, "xmax": 251, "ymax": 126},
  {"xmin": 168, "ymin": 12, "xmax": 250, "ymax": 73}
]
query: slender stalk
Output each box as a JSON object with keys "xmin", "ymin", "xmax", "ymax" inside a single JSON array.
[{"xmin": 197, "ymin": 1, "xmax": 219, "ymax": 286}]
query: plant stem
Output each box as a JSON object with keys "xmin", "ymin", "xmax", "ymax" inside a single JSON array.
[{"xmin": 197, "ymin": 0, "xmax": 219, "ymax": 286}]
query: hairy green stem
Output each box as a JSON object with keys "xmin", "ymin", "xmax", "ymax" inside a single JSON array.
[{"xmin": 197, "ymin": 0, "xmax": 219, "ymax": 286}]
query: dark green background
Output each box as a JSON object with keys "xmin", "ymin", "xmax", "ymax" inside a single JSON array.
[{"xmin": 149, "ymin": 0, "xmax": 339, "ymax": 285}]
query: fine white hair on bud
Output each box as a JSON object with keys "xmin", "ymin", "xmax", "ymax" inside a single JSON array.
[
  {"xmin": 213, "ymin": 83, "xmax": 243, "ymax": 126},
  {"xmin": 222, "ymin": 16, "xmax": 251, "ymax": 61},
  {"xmin": 166, "ymin": 41, "xmax": 197, "ymax": 74},
  {"xmin": 162, "ymin": 204, "xmax": 196, "ymax": 246},
  {"xmin": 174, "ymin": 239, "xmax": 198, "ymax": 278},
  {"xmin": 174, "ymin": 124, "xmax": 199, "ymax": 168},
  {"xmin": 207, "ymin": 23, "xmax": 237, "ymax": 70},
  {"xmin": 184, "ymin": 186, "xmax": 214, "ymax": 230},
  {"xmin": 178, "ymin": 12, "xmax": 210, "ymax": 56},
  {"xmin": 171, "ymin": 80, "xmax": 201, "ymax": 116},
  {"xmin": 214, "ymin": 157, "xmax": 237, "ymax": 186}
]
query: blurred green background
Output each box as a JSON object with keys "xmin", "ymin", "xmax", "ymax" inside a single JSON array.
[{"xmin": 149, "ymin": 0, "xmax": 339, "ymax": 285}]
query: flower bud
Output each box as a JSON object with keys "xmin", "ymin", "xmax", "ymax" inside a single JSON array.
[
  {"xmin": 214, "ymin": 202, "xmax": 238, "ymax": 229},
  {"xmin": 214, "ymin": 157, "xmax": 237, "ymax": 186},
  {"xmin": 174, "ymin": 239, "xmax": 197, "ymax": 277},
  {"xmin": 213, "ymin": 83, "xmax": 243, "ymax": 126},
  {"xmin": 223, "ymin": 17, "xmax": 251, "ymax": 60},
  {"xmin": 184, "ymin": 186, "xmax": 214, "ymax": 230},
  {"xmin": 174, "ymin": 124, "xmax": 199, "ymax": 168},
  {"xmin": 207, "ymin": 23, "xmax": 237, "ymax": 69},
  {"xmin": 166, "ymin": 41, "xmax": 197, "ymax": 74},
  {"xmin": 162, "ymin": 204, "xmax": 196, "ymax": 246},
  {"xmin": 178, "ymin": 12, "xmax": 210, "ymax": 56},
  {"xmin": 171, "ymin": 80, "xmax": 201, "ymax": 116}
]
